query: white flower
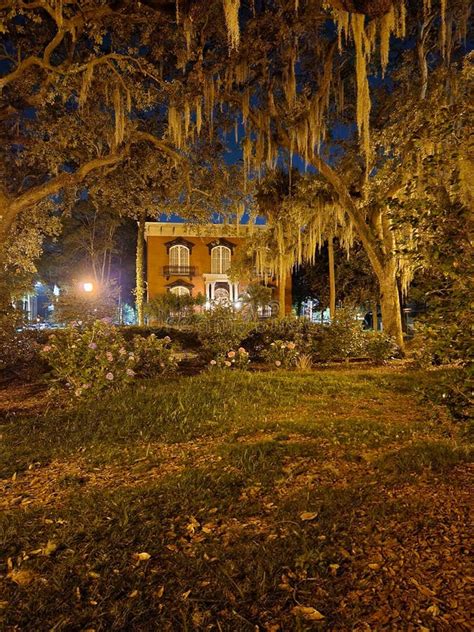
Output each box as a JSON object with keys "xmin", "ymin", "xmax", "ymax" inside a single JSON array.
[
  {"xmin": 105, "ymin": 372, "xmax": 114, "ymax": 381},
  {"xmin": 210, "ymin": 360, "xmax": 217, "ymax": 365},
  {"xmin": 126, "ymin": 368, "xmax": 135, "ymax": 377},
  {"xmin": 275, "ymin": 360, "xmax": 282, "ymax": 367},
  {"xmin": 238, "ymin": 347, "xmax": 247, "ymax": 354},
  {"xmin": 224, "ymin": 361, "xmax": 232, "ymax": 367},
  {"xmin": 227, "ymin": 351, "xmax": 236, "ymax": 358}
]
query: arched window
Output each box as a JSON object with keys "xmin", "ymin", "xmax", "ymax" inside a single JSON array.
[
  {"xmin": 211, "ymin": 245, "xmax": 231, "ymax": 274},
  {"xmin": 169, "ymin": 285, "xmax": 190, "ymax": 297},
  {"xmin": 169, "ymin": 245, "xmax": 189, "ymax": 269}
]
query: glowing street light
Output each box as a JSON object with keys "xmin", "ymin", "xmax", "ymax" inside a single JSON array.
[{"xmin": 83, "ymin": 282, "xmax": 94, "ymax": 293}]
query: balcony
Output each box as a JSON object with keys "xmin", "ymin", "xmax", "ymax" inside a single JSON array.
[{"xmin": 163, "ymin": 265, "xmax": 196, "ymax": 279}]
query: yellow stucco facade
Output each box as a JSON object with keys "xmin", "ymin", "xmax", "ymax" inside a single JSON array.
[{"xmin": 145, "ymin": 222, "xmax": 292, "ymax": 313}]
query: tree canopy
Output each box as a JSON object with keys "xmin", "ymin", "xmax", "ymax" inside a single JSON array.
[{"xmin": 1, "ymin": 0, "xmax": 472, "ymax": 344}]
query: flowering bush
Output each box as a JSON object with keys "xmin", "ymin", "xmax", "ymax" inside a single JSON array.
[
  {"xmin": 209, "ymin": 347, "xmax": 251, "ymax": 370},
  {"xmin": 41, "ymin": 321, "xmax": 135, "ymax": 397},
  {"xmin": 132, "ymin": 334, "xmax": 178, "ymax": 376},
  {"xmin": 41, "ymin": 321, "xmax": 178, "ymax": 398},
  {"xmin": 262, "ymin": 339, "xmax": 300, "ymax": 369}
]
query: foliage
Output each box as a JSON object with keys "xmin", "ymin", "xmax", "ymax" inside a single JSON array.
[
  {"xmin": 316, "ymin": 308, "xmax": 366, "ymax": 361},
  {"xmin": 0, "ymin": 307, "xmax": 43, "ymax": 376},
  {"xmin": 146, "ymin": 292, "xmax": 205, "ymax": 325},
  {"xmin": 293, "ymin": 241, "xmax": 379, "ymax": 314},
  {"xmin": 417, "ymin": 368, "xmax": 473, "ymax": 422},
  {"xmin": 363, "ymin": 332, "xmax": 399, "ymax": 364},
  {"xmin": 41, "ymin": 321, "xmax": 178, "ymax": 398},
  {"xmin": 41, "ymin": 321, "xmax": 135, "ymax": 398},
  {"xmin": 132, "ymin": 334, "xmax": 178, "ymax": 377},
  {"xmin": 209, "ymin": 347, "xmax": 250, "ymax": 370},
  {"xmin": 239, "ymin": 283, "xmax": 273, "ymax": 320},
  {"xmin": 53, "ymin": 284, "xmax": 119, "ymax": 324},
  {"xmin": 262, "ymin": 340, "xmax": 300, "ymax": 369},
  {"xmin": 196, "ymin": 304, "xmax": 252, "ymax": 360}
]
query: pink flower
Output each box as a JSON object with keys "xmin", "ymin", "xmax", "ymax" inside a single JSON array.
[
  {"xmin": 119, "ymin": 347, "xmax": 127, "ymax": 355},
  {"xmin": 88, "ymin": 342, "xmax": 97, "ymax": 350},
  {"xmin": 224, "ymin": 361, "xmax": 232, "ymax": 367},
  {"xmin": 238, "ymin": 347, "xmax": 247, "ymax": 354},
  {"xmin": 126, "ymin": 368, "xmax": 135, "ymax": 377},
  {"xmin": 105, "ymin": 372, "xmax": 114, "ymax": 381},
  {"xmin": 287, "ymin": 342, "xmax": 296, "ymax": 350},
  {"xmin": 106, "ymin": 352, "xmax": 113, "ymax": 362},
  {"xmin": 210, "ymin": 360, "xmax": 217, "ymax": 365},
  {"xmin": 227, "ymin": 351, "xmax": 236, "ymax": 358},
  {"xmin": 42, "ymin": 345, "xmax": 52, "ymax": 353},
  {"xmin": 275, "ymin": 360, "xmax": 282, "ymax": 367}
]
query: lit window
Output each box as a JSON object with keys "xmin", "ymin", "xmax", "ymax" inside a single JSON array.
[
  {"xmin": 211, "ymin": 245, "xmax": 231, "ymax": 274},
  {"xmin": 169, "ymin": 245, "xmax": 190, "ymax": 269},
  {"xmin": 169, "ymin": 285, "xmax": 190, "ymax": 296}
]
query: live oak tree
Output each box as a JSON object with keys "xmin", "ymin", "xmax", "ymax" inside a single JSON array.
[{"xmin": 1, "ymin": 0, "xmax": 472, "ymax": 347}]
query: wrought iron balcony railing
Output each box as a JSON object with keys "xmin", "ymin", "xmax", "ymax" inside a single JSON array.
[{"xmin": 163, "ymin": 265, "xmax": 196, "ymax": 279}]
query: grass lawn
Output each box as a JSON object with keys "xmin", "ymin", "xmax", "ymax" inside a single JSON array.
[{"xmin": 0, "ymin": 367, "xmax": 472, "ymax": 631}]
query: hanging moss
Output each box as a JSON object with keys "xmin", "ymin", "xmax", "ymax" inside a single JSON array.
[{"xmin": 223, "ymin": 0, "xmax": 241, "ymax": 51}]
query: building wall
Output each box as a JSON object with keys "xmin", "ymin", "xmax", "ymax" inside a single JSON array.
[{"xmin": 146, "ymin": 224, "xmax": 292, "ymax": 313}]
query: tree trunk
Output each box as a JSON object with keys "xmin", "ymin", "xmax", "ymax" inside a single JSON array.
[
  {"xmin": 328, "ymin": 236, "xmax": 336, "ymax": 320},
  {"xmin": 136, "ymin": 213, "xmax": 146, "ymax": 326},
  {"xmin": 372, "ymin": 299, "xmax": 378, "ymax": 331},
  {"xmin": 278, "ymin": 272, "xmax": 286, "ymax": 318},
  {"xmin": 379, "ymin": 271, "xmax": 404, "ymax": 350}
]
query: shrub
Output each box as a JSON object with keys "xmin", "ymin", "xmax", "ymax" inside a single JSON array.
[
  {"xmin": 197, "ymin": 305, "xmax": 252, "ymax": 360},
  {"xmin": 363, "ymin": 332, "xmax": 399, "ymax": 364},
  {"xmin": 412, "ymin": 321, "xmax": 471, "ymax": 367},
  {"xmin": 132, "ymin": 334, "xmax": 178, "ymax": 376},
  {"xmin": 41, "ymin": 321, "xmax": 134, "ymax": 397},
  {"xmin": 209, "ymin": 347, "xmax": 251, "ymax": 370},
  {"xmin": 243, "ymin": 316, "xmax": 322, "ymax": 359},
  {"xmin": 262, "ymin": 339, "xmax": 300, "ymax": 369},
  {"xmin": 417, "ymin": 368, "xmax": 473, "ymax": 422},
  {"xmin": 316, "ymin": 308, "xmax": 366, "ymax": 361},
  {"xmin": 41, "ymin": 321, "xmax": 179, "ymax": 398},
  {"xmin": 146, "ymin": 293, "xmax": 205, "ymax": 325},
  {"xmin": 0, "ymin": 308, "xmax": 43, "ymax": 378}
]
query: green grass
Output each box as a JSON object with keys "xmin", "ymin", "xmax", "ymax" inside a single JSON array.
[{"xmin": 1, "ymin": 367, "xmax": 472, "ymax": 631}]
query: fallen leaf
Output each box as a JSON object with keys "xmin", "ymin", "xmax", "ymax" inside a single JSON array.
[
  {"xmin": 368, "ymin": 563, "xmax": 380, "ymax": 570},
  {"xmin": 42, "ymin": 540, "xmax": 58, "ymax": 556},
  {"xmin": 7, "ymin": 568, "xmax": 36, "ymax": 586},
  {"xmin": 292, "ymin": 606, "xmax": 325, "ymax": 621},
  {"xmin": 128, "ymin": 590, "xmax": 139, "ymax": 598},
  {"xmin": 427, "ymin": 604, "xmax": 440, "ymax": 617},
  {"xmin": 134, "ymin": 552, "xmax": 151, "ymax": 561},
  {"xmin": 299, "ymin": 511, "xmax": 318, "ymax": 521},
  {"xmin": 155, "ymin": 585, "xmax": 165, "ymax": 598}
]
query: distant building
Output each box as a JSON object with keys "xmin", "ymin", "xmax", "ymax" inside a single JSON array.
[{"xmin": 145, "ymin": 222, "xmax": 292, "ymax": 313}]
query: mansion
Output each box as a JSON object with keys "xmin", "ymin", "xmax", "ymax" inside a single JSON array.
[{"xmin": 145, "ymin": 222, "xmax": 292, "ymax": 313}]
